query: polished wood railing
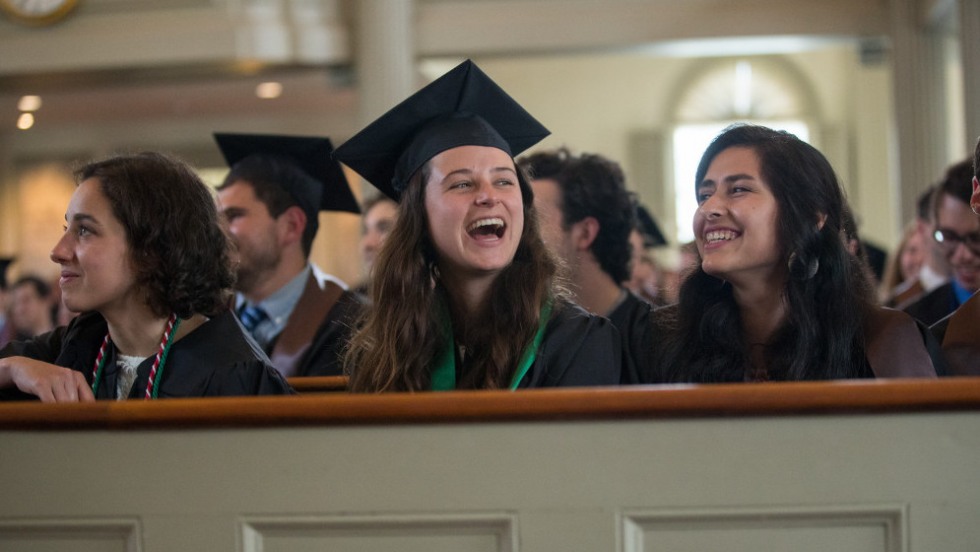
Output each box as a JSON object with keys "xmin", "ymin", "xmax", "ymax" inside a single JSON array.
[
  {"xmin": 2, "ymin": 377, "xmax": 980, "ymax": 430},
  {"xmin": 286, "ymin": 375, "xmax": 348, "ymax": 392}
]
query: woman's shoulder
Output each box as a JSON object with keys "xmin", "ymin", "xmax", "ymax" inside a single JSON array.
[
  {"xmin": 864, "ymin": 306, "xmax": 940, "ymax": 378},
  {"xmin": 527, "ymin": 299, "xmax": 623, "ymax": 387},
  {"xmin": 163, "ymin": 310, "xmax": 293, "ymax": 397}
]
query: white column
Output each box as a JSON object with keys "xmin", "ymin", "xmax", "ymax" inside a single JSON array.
[
  {"xmin": 889, "ymin": 0, "xmax": 949, "ymax": 222},
  {"xmin": 353, "ymin": 0, "xmax": 416, "ymax": 197},
  {"xmin": 960, "ymin": 0, "xmax": 980, "ymax": 149},
  {"xmin": 355, "ymin": 0, "xmax": 416, "ymax": 122}
]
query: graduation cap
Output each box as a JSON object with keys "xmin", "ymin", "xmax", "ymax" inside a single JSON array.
[
  {"xmin": 635, "ymin": 205, "xmax": 667, "ymax": 248},
  {"xmin": 0, "ymin": 257, "xmax": 13, "ymax": 290},
  {"xmin": 333, "ymin": 59, "xmax": 550, "ymax": 201},
  {"xmin": 213, "ymin": 133, "xmax": 361, "ymax": 220}
]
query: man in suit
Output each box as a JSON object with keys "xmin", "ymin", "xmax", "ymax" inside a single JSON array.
[{"xmin": 214, "ymin": 133, "xmax": 363, "ymax": 377}]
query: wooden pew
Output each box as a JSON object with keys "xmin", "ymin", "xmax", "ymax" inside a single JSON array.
[
  {"xmin": 2, "ymin": 379, "xmax": 980, "ymax": 551},
  {"xmin": 286, "ymin": 375, "xmax": 348, "ymax": 393}
]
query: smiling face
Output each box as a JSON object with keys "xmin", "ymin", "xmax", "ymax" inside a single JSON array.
[
  {"xmin": 694, "ymin": 146, "xmax": 784, "ymax": 288},
  {"xmin": 424, "ymin": 145, "xmax": 524, "ymax": 283},
  {"xmin": 49, "ymin": 178, "xmax": 139, "ymax": 317},
  {"xmin": 935, "ymin": 192, "xmax": 980, "ymax": 292}
]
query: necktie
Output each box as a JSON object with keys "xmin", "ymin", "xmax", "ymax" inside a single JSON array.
[{"xmin": 238, "ymin": 305, "xmax": 268, "ymax": 333}]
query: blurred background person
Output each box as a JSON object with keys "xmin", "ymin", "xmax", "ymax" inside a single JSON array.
[
  {"xmin": 627, "ymin": 204, "xmax": 669, "ymax": 307},
  {"xmin": 214, "ymin": 133, "xmax": 364, "ymax": 378},
  {"xmin": 879, "ymin": 222, "xmax": 926, "ymax": 303},
  {"xmin": 8, "ymin": 275, "xmax": 55, "ymax": 341},
  {"xmin": 902, "ymin": 159, "xmax": 978, "ymax": 325},
  {"xmin": 354, "ymin": 193, "xmax": 398, "ymax": 298},
  {"xmin": 518, "ymin": 147, "xmax": 647, "ymax": 381},
  {"xmin": 889, "ymin": 185, "xmax": 952, "ymax": 307},
  {"xmin": 0, "ymin": 258, "xmax": 15, "ymax": 348},
  {"xmin": 929, "ymin": 137, "xmax": 980, "ymax": 375}
]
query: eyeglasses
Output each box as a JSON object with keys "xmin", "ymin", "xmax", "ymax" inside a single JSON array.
[{"xmin": 933, "ymin": 228, "xmax": 980, "ymax": 255}]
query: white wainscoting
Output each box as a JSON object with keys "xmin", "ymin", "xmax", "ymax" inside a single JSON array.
[{"xmin": 1, "ymin": 383, "xmax": 978, "ymax": 551}]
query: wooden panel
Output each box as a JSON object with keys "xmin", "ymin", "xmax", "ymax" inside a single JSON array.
[
  {"xmin": 0, "ymin": 519, "xmax": 139, "ymax": 552},
  {"xmin": 241, "ymin": 514, "xmax": 516, "ymax": 552},
  {"xmin": 622, "ymin": 505, "xmax": 903, "ymax": 552}
]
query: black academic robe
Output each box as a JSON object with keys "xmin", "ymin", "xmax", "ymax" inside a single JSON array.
[
  {"xmin": 0, "ymin": 310, "xmax": 293, "ymax": 400},
  {"xmin": 605, "ymin": 290, "xmax": 654, "ymax": 384},
  {"xmin": 261, "ymin": 275, "xmax": 365, "ymax": 378},
  {"xmin": 514, "ymin": 300, "xmax": 625, "ymax": 388},
  {"xmin": 903, "ymin": 282, "xmax": 958, "ymax": 326},
  {"xmin": 638, "ymin": 304, "xmax": 940, "ymax": 383},
  {"xmin": 930, "ymin": 291, "xmax": 980, "ymax": 376}
]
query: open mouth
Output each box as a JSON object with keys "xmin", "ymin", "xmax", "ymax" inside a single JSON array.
[
  {"xmin": 467, "ymin": 217, "xmax": 506, "ymax": 239},
  {"xmin": 704, "ymin": 229, "xmax": 739, "ymax": 244}
]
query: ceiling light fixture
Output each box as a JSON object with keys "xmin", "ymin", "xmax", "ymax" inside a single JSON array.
[
  {"xmin": 256, "ymin": 82, "xmax": 283, "ymax": 99},
  {"xmin": 18, "ymin": 95, "xmax": 42, "ymax": 112},
  {"xmin": 17, "ymin": 113, "xmax": 35, "ymax": 130}
]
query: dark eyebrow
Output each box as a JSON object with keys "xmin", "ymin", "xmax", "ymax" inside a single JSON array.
[
  {"xmin": 722, "ymin": 173, "xmax": 756, "ymax": 184},
  {"xmin": 699, "ymin": 173, "xmax": 756, "ymax": 188},
  {"xmin": 67, "ymin": 213, "xmax": 99, "ymax": 225}
]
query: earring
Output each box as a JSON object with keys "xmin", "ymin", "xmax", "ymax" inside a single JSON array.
[{"xmin": 787, "ymin": 252, "xmax": 819, "ymax": 280}]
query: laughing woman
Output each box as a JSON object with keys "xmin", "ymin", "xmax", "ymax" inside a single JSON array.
[
  {"xmin": 640, "ymin": 124, "xmax": 942, "ymax": 382},
  {"xmin": 0, "ymin": 152, "xmax": 292, "ymax": 401},
  {"xmin": 334, "ymin": 60, "xmax": 624, "ymax": 391}
]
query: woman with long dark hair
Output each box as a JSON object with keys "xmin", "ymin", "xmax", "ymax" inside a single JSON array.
[
  {"xmin": 641, "ymin": 124, "xmax": 940, "ymax": 382},
  {"xmin": 334, "ymin": 60, "xmax": 624, "ymax": 391},
  {"xmin": 0, "ymin": 152, "xmax": 292, "ymax": 401}
]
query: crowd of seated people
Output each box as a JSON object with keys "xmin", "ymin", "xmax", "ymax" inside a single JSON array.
[{"xmin": 1, "ymin": 59, "xmax": 977, "ymax": 402}]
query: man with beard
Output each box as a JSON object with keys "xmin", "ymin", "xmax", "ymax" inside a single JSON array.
[{"xmin": 215, "ymin": 133, "xmax": 363, "ymax": 377}]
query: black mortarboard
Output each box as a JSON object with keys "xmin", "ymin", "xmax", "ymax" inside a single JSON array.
[
  {"xmin": 332, "ymin": 59, "xmax": 550, "ymax": 201},
  {"xmin": 214, "ymin": 133, "xmax": 360, "ymax": 218},
  {"xmin": 0, "ymin": 257, "xmax": 13, "ymax": 290},
  {"xmin": 635, "ymin": 205, "xmax": 667, "ymax": 248}
]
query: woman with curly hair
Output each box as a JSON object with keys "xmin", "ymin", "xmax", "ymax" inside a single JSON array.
[
  {"xmin": 0, "ymin": 152, "xmax": 292, "ymax": 401},
  {"xmin": 334, "ymin": 60, "xmax": 624, "ymax": 391},
  {"xmin": 640, "ymin": 124, "xmax": 941, "ymax": 383}
]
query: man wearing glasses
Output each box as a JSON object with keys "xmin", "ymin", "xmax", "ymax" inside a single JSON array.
[{"xmin": 904, "ymin": 159, "xmax": 980, "ymax": 326}]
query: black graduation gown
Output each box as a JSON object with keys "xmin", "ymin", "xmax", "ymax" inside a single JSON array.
[
  {"xmin": 514, "ymin": 300, "xmax": 625, "ymax": 388},
  {"xmin": 0, "ymin": 310, "xmax": 293, "ymax": 400},
  {"xmin": 605, "ymin": 290, "xmax": 654, "ymax": 384},
  {"xmin": 638, "ymin": 304, "xmax": 941, "ymax": 383},
  {"xmin": 903, "ymin": 282, "xmax": 958, "ymax": 326},
  {"xmin": 930, "ymin": 291, "xmax": 980, "ymax": 376}
]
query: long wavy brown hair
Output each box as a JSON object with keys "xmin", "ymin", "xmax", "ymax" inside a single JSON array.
[{"xmin": 345, "ymin": 160, "xmax": 559, "ymax": 392}]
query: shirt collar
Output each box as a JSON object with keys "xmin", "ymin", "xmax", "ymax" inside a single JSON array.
[{"xmin": 235, "ymin": 265, "xmax": 311, "ymax": 329}]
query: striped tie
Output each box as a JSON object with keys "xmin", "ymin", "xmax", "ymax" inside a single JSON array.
[{"xmin": 238, "ymin": 305, "xmax": 268, "ymax": 333}]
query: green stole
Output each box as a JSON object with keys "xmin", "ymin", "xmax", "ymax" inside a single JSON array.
[{"xmin": 430, "ymin": 299, "xmax": 553, "ymax": 391}]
